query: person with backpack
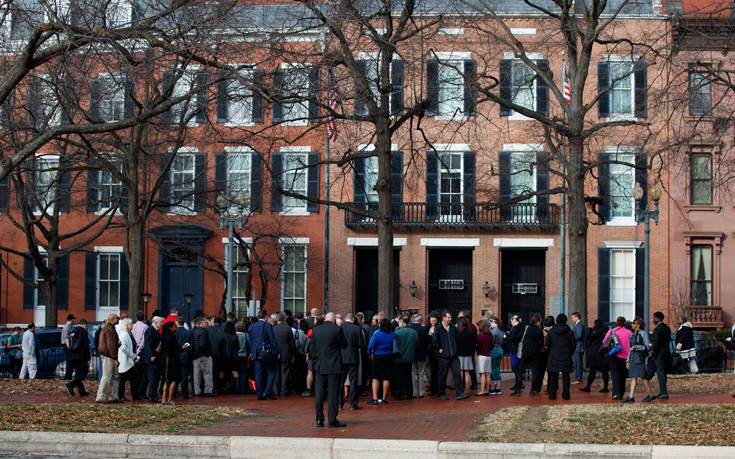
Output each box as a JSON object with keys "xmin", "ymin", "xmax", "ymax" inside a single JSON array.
[
  {"xmin": 603, "ymin": 316, "xmax": 633, "ymax": 400},
  {"xmin": 5, "ymin": 327, "xmax": 23, "ymax": 379},
  {"xmin": 65, "ymin": 319, "xmax": 91, "ymax": 397}
]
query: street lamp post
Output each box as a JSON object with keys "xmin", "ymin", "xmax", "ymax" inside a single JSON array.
[
  {"xmin": 634, "ymin": 182, "xmax": 662, "ymax": 325},
  {"xmin": 215, "ymin": 191, "xmax": 248, "ymax": 315}
]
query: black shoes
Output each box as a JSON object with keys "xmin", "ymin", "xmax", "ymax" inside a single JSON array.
[
  {"xmin": 315, "ymin": 420, "xmax": 324, "ymax": 427},
  {"xmin": 656, "ymin": 394, "xmax": 669, "ymax": 400},
  {"xmin": 268, "ymin": 394, "xmax": 278, "ymax": 400},
  {"xmin": 621, "ymin": 397, "xmax": 634, "ymax": 403},
  {"xmin": 600, "ymin": 388, "xmax": 609, "ymax": 393},
  {"xmin": 510, "ymin": 390, "xmax": 521, "ymax": 396},
  {"xmin": 66, "ymin": 383, "xmax": 75, "ymax": 397},
  {"xmin": 329, "ymin": 421, "xmax": 347, "ymax": 428},
  {"xmin": 456, "ymin": 393, "xmax": 469, "ymax": 400},
  {"xmin": 642, "ymin": 395, "xmax": 655, "ymax": 403},
  {"xmin": 350, "ymin": 405, "xmax": 363, "ymax": 410},
  {"xmin": 438, "ymin": 394, "xmax": 449, "ymax": 400},
  {"xmin": 78, "ymin": 390, "xmax": 89, "ymax": 397},
  {"xmin": 367, "ymin": 400, "xmax": 379, "ymax": 405},
  {"xmin": 579, "ymin": 387, "xmax": 591, "ymax": 393}
]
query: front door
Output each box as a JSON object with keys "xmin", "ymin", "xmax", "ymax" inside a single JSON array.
[
  {"xmin": 428, "ymin": 249, "xmax": 472, "ymax": 319},
  {"xmin": 501, "ymin": 249, "xmax": 545, "ymax": 326},
  {"xmin": 160, "ymin": 249, "xmax": 203, "ymax": 322},
  {"xmin": 355, "ymin": 248, "xmax": 400, "ymax": 320}
]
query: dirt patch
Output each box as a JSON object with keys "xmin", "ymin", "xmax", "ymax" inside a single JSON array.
[
  {"xmin": 0, "ymin": 379, "xmax": 100, "ymax": 397},
  {"xmin": 666, "ymin": 373, "xmax": 735, "ymax": 394},
  {"xmin": 476, "ymin": 403, "xmax": 735, "ymax": 446}
]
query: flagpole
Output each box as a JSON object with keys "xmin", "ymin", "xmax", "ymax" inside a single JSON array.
[
  {"xmin": 324, "ymin": 121, "xmax": 330, "ymax": 314},
  {"xmin": 560, "ymin": 56, "xmax": 567, "ymax": 315}
]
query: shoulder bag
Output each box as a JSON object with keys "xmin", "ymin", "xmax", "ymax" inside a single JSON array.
[
  {"xmin": 516, "ymin": 326, "xmax": 529, "ymax": 360},
  {"xmin": 257, "ymin": 323, "xmax": 278, "ymax": 368}
]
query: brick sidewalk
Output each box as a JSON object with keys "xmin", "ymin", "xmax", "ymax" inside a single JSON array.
[{"xmin": 1, "ymin": 379, "xmax": 732, "ymax": 441}]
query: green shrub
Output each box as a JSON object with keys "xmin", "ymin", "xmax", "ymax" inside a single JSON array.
[{"xmin": 709, "ymin": 329, "xmax": 732, "ymax": 339}]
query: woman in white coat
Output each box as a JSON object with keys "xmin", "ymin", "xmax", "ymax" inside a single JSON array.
[{"xmin": 117, "ymin": 318, "xmax": 139, "ymax": 401}]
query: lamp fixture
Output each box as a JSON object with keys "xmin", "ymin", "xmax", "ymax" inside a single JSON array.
[
  {"xmin": 184, "ymin": 293, "xmax": 194, "ymax": 305},
  {"xmin": 409, "ymin": 280, "xmax": 417, "ymax": 297},
  {"xmin": 483, "ymin": 281, "xmax": 491, "ymax": 297},
  {"xmin": 142, "ymin": 293, "xmax": 152, "ymax": 304}
]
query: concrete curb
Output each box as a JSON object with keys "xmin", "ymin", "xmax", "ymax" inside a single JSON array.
[{"xmin": 0, "ymin": 431, "xmax": 732, "ymax": 458}]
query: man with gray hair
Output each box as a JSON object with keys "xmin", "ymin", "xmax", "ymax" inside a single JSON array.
[
  {"xmin": 142, "ymin": 316, "xmax": 163, "ymax": 403},
  {"xmin": 310, "ymin": 312, "xmax": 347, "ymax": 427},
  {"xmin": 409, "ymin": 314, "xmax": 430, "ymax": 398}
]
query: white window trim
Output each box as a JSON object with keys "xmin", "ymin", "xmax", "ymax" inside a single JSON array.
[
  {"xmin": 603, "ymin": 241, "xmax": 642, "ymax": 249},
  {"xmin": 433, "ymin": 53, "xmax": 471, "ymax": 121},
  {"xmin": 97, "ymin": 252, "xmax": 122, "ymax": 311},
  {"xmin": 603, "ymin": 56, "xmax": 640, "ymax": 120},
  {"xmin": 347, "ymin": 237, "xmax": 407, "ymax": 247},
  {"xmin": 438, "ymin": 151, "xmax": 464, "ymax": 221},
  {"xmin": 167, "ymin": 149, "xmax": 197, "ymax": 216},
  {"xmin": 503, "ymin": 56, "xmax": 543, "ymax": 119},
  {"xmin": 503, "ymin": 52, "xmax": 545, "ymax": 60},
  {"xmin": 493, "ymin": 238, "xmax": 554, "ymax": 248},
  {"xmin": 420, "ymin": 238, "xmax": 479, "ymax": 247},
  {"xmin": 510, "ymin": 28, "xmax": 536, "ymax": 35},
  {"xmin": 609, "ymin": 248, "xmax": 637, "ymax": 322},
  {"xmin": 503, "ymin": 143, "xmax": 544, "ymax": 152},
  {"xmin": 172, "ymin": 65, "xmax": 201, "ymax": 128},
  {"xmin": 279, "ymin": 237, "xmax": 310, "ymax": 245},
  {"xmin": 509, "ymin": 151, "xmax": 538, "ymax": 221},
  {"xmin": 279, "ymin": 62, "xmax": 311, "ymax": 127},
  {"xmin": 280, "ymin": 243, "xmax": 308, "ymax": 313},
  {"xmin": 438, "ymin": 28, "xmax": 464, "ymax": 35},
  {"xmin": 224, "ymin": 66, "xmax": 255, "ymax": 127},
  {"xmin": 225, "ymin": 150, "xmax": 253, "ymax": 214},
  {"xmin": 280, "ymin": 149, "xmax": 310, "ymax": 216},
  {"xmin": 94, "ymin": 246, "xmax": 124, "ymax": 253},
  {"xmin": 431, "ymin": 143, "xmax": 471, "ymax": 152},
  {"xmin": 32, "ymin": 153, "xmax": 60, "ymax": 216},
  {"xmin": 605, "ymin": 147, "xmax": 638, "ymax": 226},
  {"xmin": 221, "ymin": 237, "xmax": 253, "ymax": 245},
  {"xmin": 95, "ymin": 156, "xmax": 124, "ymax": 216}
]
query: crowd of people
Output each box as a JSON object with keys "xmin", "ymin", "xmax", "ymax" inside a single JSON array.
[{"xmin": 4, "ymin": 307, "xmax": 703, "ymax": 420}]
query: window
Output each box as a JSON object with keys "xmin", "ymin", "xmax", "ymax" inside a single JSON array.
[
  {"xmin": 691, "ymin": 245, "xmax": 712, "ymax": 306},
  {"xmin": 168, "ymin": 68, "xmax": 201, "ymax": 125},
  {"xmin": 511, "ymin": 61, "xmax": 535, "ymax": 111},
  {"xmin": 439, "ymin": 152, "xmax": 463, "ymax": 218},
  {"xmin": 282, "ymin": 152, "xmax": 308, "ymax": 211},
  {"xmin": 171, "ymin": 153, "xmax": 195, "ymax": 211},
  {"xmin": 33, "ymin": 256, "xmax": 48, "ymax": 327},
  {"xmin": 364, "ymin": 156, "xmax": 379, "ymax": 203},
  {"xmin": 609, "ymin": 62, "xmax": 633, "ymax": 116},
  {"xmin": 690, "ymin": 153, "xmax": 712, "ymax": 205},
  {"xmin": 282, "ymin": 244, "xmax": 306, "ymax": 313},
  {"xmin": 106, "ymin": 0, "xmax": 132, "ymax": 28},
  {"xmin": 35, "ymin": 156, "xmax": 60, "ymax": 212},
  {"xmin": 98, "ymin": 164, "xmax": 123, "ymax": 210},
  {"xmin": 98, "ymin": 253, "xmax": 121, "ymax": 309},
  {"xmin": 228, "ymin": 69, "xmax": 253, "ymax": 125},
  {"xmin": 689, "ymin": 72, "xmax": 711, "ymax": 116},
  {"xmin": 281, "ymin": 65, "xmax": 309, "ymax": 125},
  {"xmin": 227, "ymin": 152, "xmax": 251, "ymax": 210},
  {"xmin": 231, "ymin": 245, "xmax": 250, "ymax": 318},
  {"xmin": 510, "ymin": 152, "xmax": 536, "ymax": 220},
  {"xmin": 94, "ymin": 75, "xmax": 126, "ymax": 122},
  {"xmin": 438, "ymin": 59, "xmax": 464, "ymax": 117},
  {"xmin": 610, "ymin": 249, "xmax": 635, "ymax": 321},
  {"xmin": 37, "ymin": 76, "xmax": 64, "ymax": 127},
  {"xmin": 609, "ymin": 154, "xmax": 635, "ymax": 221}
]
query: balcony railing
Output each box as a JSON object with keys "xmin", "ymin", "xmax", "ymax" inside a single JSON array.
[
  {"xmin": 686, "ymin": 305, "xmax": 724, "ymax": 329},
  {"xmin": 344, "ymin": 202, "xmax": 559, "ymax": 229}
]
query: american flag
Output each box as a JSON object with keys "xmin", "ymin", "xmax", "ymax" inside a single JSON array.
[
  {"xmin": 562, "ymin": 60, "xmax": 571, "ymax": 104},
  {"xmin": 326, "ymin": 69, "xmax": 339, "ymax": 142}
]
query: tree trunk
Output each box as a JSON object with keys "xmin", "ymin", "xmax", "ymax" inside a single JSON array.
[
  {"xmin": 567, "ymin": 135, "xmax": 589, "ymax": 325},
  {"xmin": 376, "ymin": 122, "xmax": 394, "ymax": 319},
  {"xmin": 41, "ymin": 267, "xmax": 58, "ymax": 328},
  {"xmin": 126, "ymin": 218, "xmax": 146, "ymax": 319}
]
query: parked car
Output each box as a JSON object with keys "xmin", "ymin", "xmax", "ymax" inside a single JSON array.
[{"xmin": 669, "ymin": 330, "xmax": 728, "ymax": 374}]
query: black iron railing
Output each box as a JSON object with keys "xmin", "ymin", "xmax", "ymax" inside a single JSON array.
[{"xmin": 345, "ymin": 202, "xmax": 559, "ymax": 228}]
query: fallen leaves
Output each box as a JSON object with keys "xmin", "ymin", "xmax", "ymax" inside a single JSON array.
[{"xmin": 0, "ymin": 379, "xmax": 100, "ymax": 396}]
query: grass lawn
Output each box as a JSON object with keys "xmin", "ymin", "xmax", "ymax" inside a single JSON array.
[
  {"xmin": 476, "ymin": 403, "xmax": 735, "ymax": 446},
  {"xmin": 0, "ymin": 403, "xmax": 249, "ymax": 434}
]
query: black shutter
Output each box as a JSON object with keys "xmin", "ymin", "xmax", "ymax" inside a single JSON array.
[
  {"xmin": 124, "ymin": 78, "xmax": 136, "ymax": 119},
  {"xmin": 84, "ymin": 252, "xmax": 97, "ymax": 310},
  {"xmin": 426, "ymin": 152, "xmax": 438, "ymax": 221},
  {"xmin": 195, "ymin": 71, "xmax": 208, "ymax": 124},
  {"xmin": 161, "ymin": 71, "xmax": 173, "ymax": 124},
  {"xmin": 0, "ymin": 176, "xmax": 9, "ymax": 211},
  {"xmin": 536, "ymin": 152, "xmax": 549, "ymax": 221},
  {"xmin": 158, "ymin": 154, "xmax": 171, "ymax": 212},
  {"xmin": 23, "ymin": 257, "xmax": 34, "ymax": 309},
  {"xmin": 252, "ymin": 69, "xmax": 265, "ymax": 123},
  {"xmin": 120, "ymin": 254, "xmax": 129, "ymax": 310},
  {"xmin": 56, "ymin": 254, "xmax": 68, "ymax": 310},
  {"xmin": 216, "ymin": 74, "xmax": 229, "ymax": 123},
  {"xmin": 597, "ymin": 62, "xmax": 610, "ymax": 118},
  {"xmin": 536, "ymin": 60, "xmax": 549, "ymax": 116},
  {"xmin": 499, "ymin": 59, "xmax": 512, "ymax": 116},
  {"xmin": 86, "ymin": 167, "xmax": 99, "ymax": 212},
  {"xmin": 119, "ymin": 167, "xmax": 128, "ymax": 214},
  {"xmin": 307, "ymin": 152, "xmax": 320, "ymax": 212},
  {"xmin": 598, "ymin": 153, "xmax": 610, "ymax": 223},
  {"xmin": 634, "ymin": 61, "xmax": 647, "ymax": 119},
  {"xmin": 463, "ymin": 59, "xmax": 477, "ymax": 116},
  {"xmin": 598, "ymin": 248, "xmax": 611, "ymax": 323},
  {"xmin": 635, "ymin": 153, "xmax": 648, "ymax": 211},
  {"xmin": 272, "ymin": 70, "xmax": 284, "ymax": 123},
  {"xmin": 426, "ymin": 60, "xmax": 439, "ymax": 116},
  {"xmin": 635, "ymin": 248, "xmax": 645, "ymax": 320},
  {"xmin": 194, "ymin": 152, "xmax": 206, "ymax": 213},
  {"xmin": 354, "ymin": 157, "xmax": 366, "ymax": 204},
  {"xmin": 250, "ymin": 152, "xmax": 262, "ymax": 213},
  {"xmin": 89, "ymin": 78, "xmax": 103, "ymax": 120},
  {"xmin": 58, "ymin": 170, "xmax": 70, "ymax": 212},
  {"xmin": 391, "ymin": 60, "xmax": 405, "ymax": 116},
  {"xmin": 270, "ymin": 152, "xmax": 283, "ymax": 212},
  {"xmin": 27, "ymin": 79, "xmax": 40, "ymax": 128},
  {"xmin": 499, "ymin": 151, "xmax": 511, "ymax": 221},
  {"xmin": 214, "ymin": 153, "xmax": 227, "ymax": 201},
  {"xmin": 391, "ymin": 151, "xmax": 403, "ymax": 221},
  {"xmin": 354, "ymin": 60, "xmax": 368, "ymax": 116},
  {"xmin": 463, "ymin": 151, "xmax": 476, "ymax": 221},
  {"xmin": 308, "ymin": 67, "xmax": 320, "ymax": 124}
]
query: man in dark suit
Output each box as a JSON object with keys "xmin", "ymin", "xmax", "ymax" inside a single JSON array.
[
  {"xmin": 175, "ymin": 316, "xmax": 193, "ymax": 398},
  {"xmin": 651, "ymin": 311, "xmax": 672, "ymax": 399},
  {"xmin": 340, "ymin": 312, "xmax": 364, "ymax": 410},
  {"xmin": 248, "ymin": 310, "xmax": 280, "ymax": 400},
  {"xmin": 310, "ymin": 312, "xmax": 347, "ymax": 427},
  {"xmin": 142, "ymin": 317, "xmax": 163, "ymax": 403},
  {"xmin": 273, "ymin": 313, "xmax": 297, "ymax": 397},
  {"xmin": 409, "ymin": 314, "xmax": 430, "ymax": 398},
  {"xmin": 207, "ymin": 316, "xmax": 225, "ymax": 394},
  {"xmin": 571, "ymin": 312, "xmax": 585, "ymax": 385}
]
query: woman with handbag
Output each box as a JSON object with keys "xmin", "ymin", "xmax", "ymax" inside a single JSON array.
[
  {"xmin": 602, "ymin": 316, "xmax": 633, "ymax": 400},
  {"xmin": 367, "ymin": 318, "xmax": 396, "ymax": 405},
  {"xmin": 623, "ymin": 317, "xmax": 654, "ymax": 403}
]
